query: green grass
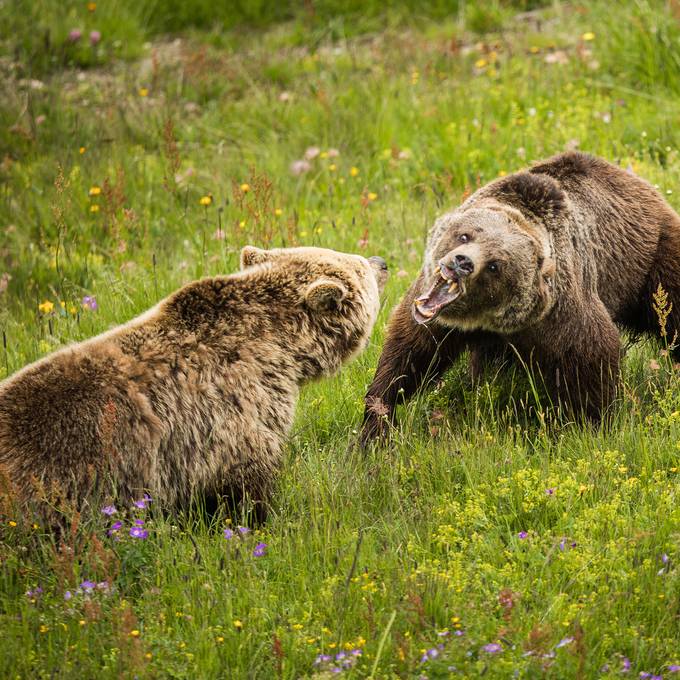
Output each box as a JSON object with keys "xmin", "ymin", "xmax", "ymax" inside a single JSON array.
[{"xmin": 2, "ymin": 0, "xmax": 680, "ymax": 677}]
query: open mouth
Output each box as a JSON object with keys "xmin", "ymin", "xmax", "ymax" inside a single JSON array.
[{"xmin": 412, "ymin": 264, "xmax": 466, "ymax": 325}]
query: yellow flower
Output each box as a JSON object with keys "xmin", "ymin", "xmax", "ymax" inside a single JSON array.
[
  {"xmin": 32, "ymin": 523, "xmax": 38, "ymax": 529},
  {"xmin": 582, "ymin": 32, "xmax": 595, "ymax": 41},
  {"xmin": 130, "ymin": 629, "xmax": 140, "ymax": 637},
  {"xmin": 90, "ymin": 204, "xmax": 99, "ymax": 213},
  {"xmin": 322, "ymin": 627, "xmax": 331, "ymax": 634},
  {"xmin": 367, "ymin": 192, "xmax": 378, "ymax": 201},
  {"xmin": 529, "ymin": 46, "xmax": 540, "ymax": 54},
  {"xmin": 319, "ymin": 151, "xmax": 328, "ymax": 159},
  {"xmin": 79, "ymin": 620, "xmax": 86, "ymax": 626},
  {"xmin": 138, "ymin": 87, "xmax": 149, "ymax": 97},
  {"xmin": 274, "ymin": 208, "xmax": 282, "ymax": 216},
  {"xmin": 216, "ymin": 636, "xmax": 224, "ymax": 643},
  {"xmin": 233, "ymin": 620, "xmax": 243, "ymax": 629},
  {"xmin": 292, "ymin": 623, "xmax": 303, "ymax": 630},
  {"xmin": 145, "ymin": 653, "xmax": 152, "ymax": 660},
  {"xmin": 329, "ymin": 163, "xmax": 337, "ymax": 171},
  {"xmin": 79, "ymin": 146, "xmax": 86, "ymax": 154},
  {"xmin": 39, "ymin": 625, "xmax": 49, "ymax": 633},
  {"xmin": 240, "ymin": 183, "xmax": 250, "ymax": 193},
  {"xmin": 38, "ymin": 300, "xmax": 54, "ymax": 314},
  {"xmin": 475, "ymin": 58, "xmax": 487, "ymax": 69},
  {"xmin": 239, "ymin": 220, "xmax": 246, "ymax": 228},
  {"xmin": 87, "ymin": 2, "xmax": 97, "ymax": 11},
  {"xmin": 350, "ymin": 167, "xmax": 359, "ymax": 177},
  {"xmin": 306, "ymin": 638, "xmax": 316, "ymax": 644},
  {"xmin": 8, "ymin": 520, "xmax": 17, "ymax": 527},
  {"xmin": 89, "ymin": 186, "xmax": 101, "ymax": 196},
  {"xmin": 199, "ymin": 195, "xmax": 212, "ymax": 206}
]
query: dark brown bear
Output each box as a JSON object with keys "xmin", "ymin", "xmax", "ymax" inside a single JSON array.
[{"xmin": 361, "ymin": 152, "xmax": 680, "ymax": 442}]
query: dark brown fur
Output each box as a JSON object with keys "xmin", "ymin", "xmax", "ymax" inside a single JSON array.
[{"xmin": 362, "ymin": 152, "xmax": 680, "ymax": 442}]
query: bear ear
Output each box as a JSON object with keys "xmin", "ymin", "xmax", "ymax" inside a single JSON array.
[
  {"xmin": 494, "ymin": 172, "xmax": 566, "ymax": 225},
  {"xmin": 305, "ymin": 278, "xmax": 347, "ymax": 312},
  {"xmin": 240, "ymin": 245, "xmax": 270, "ymax": 269}
]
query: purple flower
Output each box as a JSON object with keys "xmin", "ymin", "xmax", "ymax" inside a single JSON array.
[
  {"xmin": 64, "ymin": 590, "xmax": 72, "ymax": 601},
  {"xmin": 559, "ymin": 538, "xmax": 566, "ymax": 551},
  {"xmin": 668, "ymin": 665, "xmax": 680, "ymax": 672},
  {"xmin": 134, "ymin": 518, "xmax": 145, "ymax": 526},
  {"xmin": 482, "ymin": 643, "xmax": 503, "ymax": 654},
  {"xmin": 26, "ymin": 586, "xmax": 43, "ymax": 598},
  {"xmin": 622, "ymin": 657, "xmax": 631, "ymax": 672},
  {"xmin": 101, "ymin": 505, "xmax": 116, "ymax": 516},
  {"xmin": 518, "ymin": 531, "xmax": 528, "ymax": 539},
  {"xmin": 108, "ymin": 520, "xmax": 123, "ymax": 536},
  {"xmin": 314, "ymin": 654, "xmax": 332, "ymax": 665},
  {"xmin": 662, "ymin": 553, "xmax": 670, "ymax": 564},
  {"xmin": 556, "ymin": 636, "xmax": 573, "ymax": 648},
  {"xmin": 224, "ymin": 528, "xmax": 234, "ymax": 540},
  {"xmin": 237, "ymin": 526, "xmax": 250, "ymax": 535},
  {"xmin": 133, "ymin": 494, "xmax": 151, "ymax": 509},
  {"xmin": 545, "ymin": 487, "xmax": 556, "ymax": 495},
  {"xmin": 68, "ymin": 29, "xmax": 82, "ymax": 43},
  {"xmin": 351, "ymin": 649, "xmax": 362, "ymax": 656},
  {"xmin": 89, "ymin": 30, "xmax": 101, "ymax": 46},
  {"xmin": 80, "ymin": 580, "xmax": 96, "ymax": 591},
  {"xmin": 130, "ymin": 526, "xmax": 149, "ymax": 539},
  {"xmin": 82, "ymin": 295, "xmax": 98, "ymax": 311},
  {"xmin": 253, "ymin": 542, "xmax": 267, "ymax": 557},
  {"xmin": 454, "ymin": 630, "xmax": 465, "ymax": 636}
]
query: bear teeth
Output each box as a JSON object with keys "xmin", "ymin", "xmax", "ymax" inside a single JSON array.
[{"xmin": 448, "ymin": 281, "xmax": 458, "ymax": 293}]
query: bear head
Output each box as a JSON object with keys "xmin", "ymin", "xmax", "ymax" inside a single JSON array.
[
  {"xmin": 413, "ymin": 173, "xmax": 564, "ymax": 334},
  {"xmin": 240, "ymin": 245, "xmax": 388, "ymax": 377}
]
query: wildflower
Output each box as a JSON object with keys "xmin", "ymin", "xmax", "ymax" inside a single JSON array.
[
  {"xmin": 216, "ymin": 636, "xmax": 224, "ymax": 643},
  {"xmin": 237, "ymin": 526, "xmax": 250, "ymax": 535},
  {"xmin": 130, "ymin": 526, "xmax": 148, "ymax": 539},
  {"xmin": 199, "ymin": 195, "xmax": 212, "ymax": 206},
  {"xmin": 89, "ymin": 30, "xmax": 101, "ymax": 46},
  {"xmin": 668, "ymin": 665, "xmax": 680, "ymax": 672},
  {"xmin": 38, "ymin": 300, "xmax": 54, "ymax": 314},
  {"xmin": 475, "ymin": 58, "xmax": 487, "ymax": 69},
  {"xmin": 367, "ymin": 192, "xmax": 378, "ymax": 201},
  {"xmin": 662, "ymin": 553, "xmax": 670, "ymax": 564},
  {"xmin": 274, "ymin": 208, "xmax": 282, "ymax": 216},
  {"xmin": 518, "ymin": 531, "xmax": 528, "ymax": 539},
  {"xmin": 327, "ymin": 148, "xmax": 340, "ymax": 158},
  {"xmin": 482, "ymin": 642, "xmax": 503, "ymax": 654},
  {"xmin": 8, "ymin": 520, "xmax": 17, "ymax": 527},
  {"xmin": 315, "ymin": 654, "xmax": 332, "ymax": 665},
  {"xmin": 139, "ymin": 87, "xmax": 149, "ymax": 97},
  {"xmin": 350, "ymin": 167, "xmax": 359, "ymax": 177},
  {"xmin": 253, "ymin": 542, "xmax": 267, "ymax": 557},
  {"xmin": 79, "ymin": 146, "xmax": 86, "ymax": 154},
  {"xmin": 290, "ymin": 159, "xmax": 311, "ymax": 176},
  {"xmin": 87, "ymin": 2, "xmax": 96, "ymax": 10},
  {"xmin": 80, "ymin": 580, "xmax": 96, "ymax": 591},
  {"xmin": 89, "ymin": 186, "xmax": 101, "ymax": 196},
  {"xmin": 68, "ymin": 29, "xmax": 82, "ymax": 43},
  {"xmin": 101, "ymin": 505, "xmax": 116, "ymax": 516},
  {"xmin": 64, "ymin": 590, "xmax": 72, "ymax": 600},
  {"xmin": 233, "ymin": 619, "xmax": 243, "ymax": 629},
  {"xmin": 304, "ymin": 146, "xmax": 321, "ymax": 160},
  {"xmin": 556, "ymin": 637, "xmax": 574, "ymax": 648},
  {"xmin": 622, "ymin": 658, "xmax": 631, "ymax": 671},
  {"xmin": 82, "ymin": 295, "xmax": 98, "ymax": 311},
  {"xmin": 39, "ymin": 625, "xmax": 49, "ymax": 633},
  {"xmin": 108, "ymin": 520, "xmax": 123, "ymax": 536},
  {"xmin": 240, "ymin": 183, "xmax": 250, "ymax": 193},
  {"xmin": 224, "ymin": 528, "xmax": 234, "ymax": 539},
  {"xmin": 90, "ymin": 205, "xmax": 99, "ymax": 213},
  {"xmin": 133, "ymin": 494, "xmax": 152, "ymax": 509},
  {"xmin": 130, "ymin": 629, "xmax": 140, "ymax": 637},
  {"xmin": 581, "ymin": 32, "xmax": 595, "ymax": 41},
  {"xmin": 328, "ymin": 163, "xmax": 337, "ymax": 172},
  {"xmin": 545, "ymin": 487, "xmax": 556, "ymax": 495},
  {"xmin": 26, "ymin": 586, "xmax": 43, "ymax": 598}
]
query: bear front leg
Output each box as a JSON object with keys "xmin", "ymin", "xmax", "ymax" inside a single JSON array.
[
  {"xmin": 360, "ymin": 277, "xmax": 469, "ymax": 445},
  {"xmin": 545, "ymin": 301, "xmax": 620, "ymax": 423}
]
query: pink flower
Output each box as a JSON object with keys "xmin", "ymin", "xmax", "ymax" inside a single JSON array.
[
  {"xmin": 290, "ymin": 159, "xmax": 311, "ymax": 176},
  {"xmin": 68, "ymin": 29, "xmax": 82, "ymax": 43},
  {"xmin": 89, "ymin": 30, "xmax": 101, "ymax": 46},
  {"xmin": 304, "ymin": 146, "xmax": 320, "ymax": 160}
]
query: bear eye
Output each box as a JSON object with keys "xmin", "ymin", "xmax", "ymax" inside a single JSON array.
[
  {"xmin": 459, "ymin": 233, "xmax": 470, "ymax": 243},
  {"xmin": 487, "ymin": 261, "xmax": 500, "ymax": 274}
]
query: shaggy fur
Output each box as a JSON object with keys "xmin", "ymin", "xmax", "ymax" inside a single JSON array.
[
  {"xmin": 0, "ymin": 246, "xmax": 387, "ymax": 521},
  {"xmin": 361, "ymin": 151, "xmax": 680, "ymax": 443}
]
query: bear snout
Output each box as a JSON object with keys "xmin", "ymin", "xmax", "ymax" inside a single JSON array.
[{"xmin": 439, "ymin": 253, "xmax": 475, "ymax": 279}]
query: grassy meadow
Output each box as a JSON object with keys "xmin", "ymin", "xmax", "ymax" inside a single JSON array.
[{"xmin": 2, "ymin": 0, "xmax": 680, "ymax": 677}]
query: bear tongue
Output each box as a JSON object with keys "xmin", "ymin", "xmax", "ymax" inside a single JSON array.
[{"xmin": 412, "ymin": 276, "xmax": 463, "ymax": 324}]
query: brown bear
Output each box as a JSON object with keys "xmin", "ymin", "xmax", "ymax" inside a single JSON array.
[
  {"xmin": 0, "ymin": 246, "xmax": 387, "ymax": 522},
  {"xmin": 361, "ymin": 151, "xmax": 680, "ymax": 443}
]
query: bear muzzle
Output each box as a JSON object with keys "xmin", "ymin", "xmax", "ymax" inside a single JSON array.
[{"xmin": 412, "ymin": 258, "xmax": 473, "ymax": 325}]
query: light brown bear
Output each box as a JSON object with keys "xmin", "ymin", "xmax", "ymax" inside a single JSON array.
[
  {"xmin": 0, "ymin": 246, "xmax": 387, "ymax": 522},
  {"xmin": 361, "ymin": 151, "xmax": 680, "ymax": 443}
]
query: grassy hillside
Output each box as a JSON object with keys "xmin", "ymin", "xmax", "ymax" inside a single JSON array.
[{"xmin": 1, "ymin": 1, "xmax": 680, "ymax": 677}]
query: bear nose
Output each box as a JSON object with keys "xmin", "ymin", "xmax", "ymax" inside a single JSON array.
[
  {"xmin": 440, "ymin": 254, "xmax": 474, "ymax": 277},
  {"xmin": 368, "ymin": 255, "xmax": 388, "ymax": 271}
]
